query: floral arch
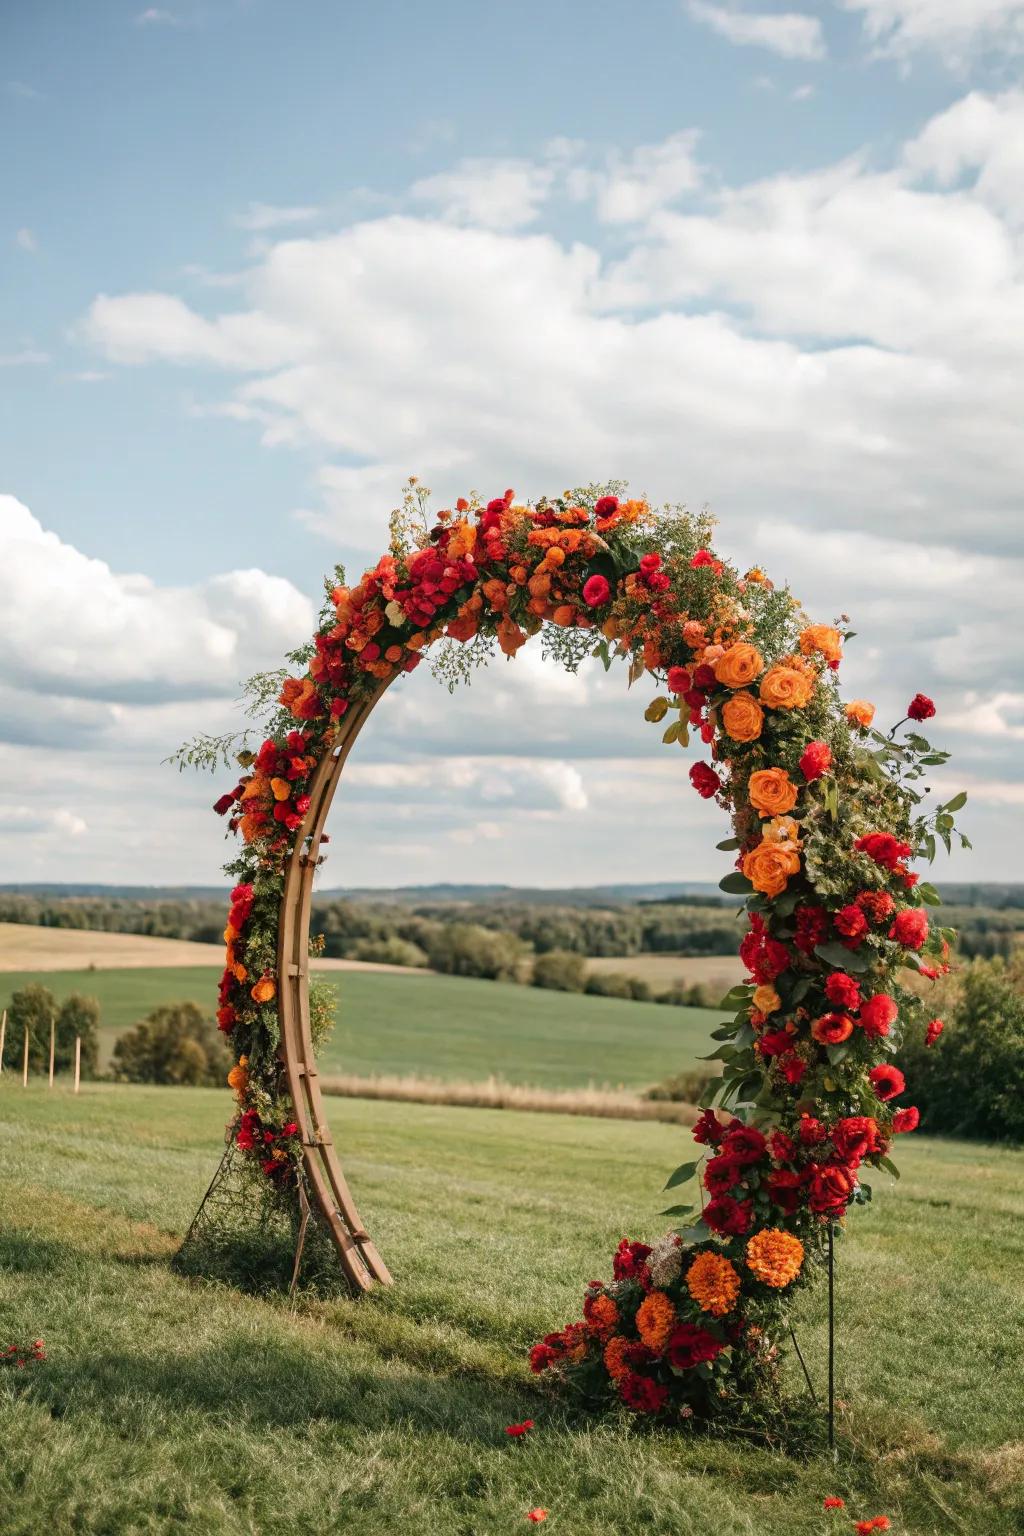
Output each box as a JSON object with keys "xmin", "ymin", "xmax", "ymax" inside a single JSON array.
[{"xmin": 182, "ymin": 482, "xmax": 964, "ymax": 1423}]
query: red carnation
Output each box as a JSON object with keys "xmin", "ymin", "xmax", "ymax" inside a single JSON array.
[
  {"xmin": 855, "ymin": 832, "xmax": 913, "ymax": 870},
  {"xmin": 859, "ymin": 993, "xmax": 899, "ymax": 1038},
  {"xmin": 907, "ymin": 693, "xmax": 936, "ymax": 721},
  {"xmin": 619, "ymin": 1373, "xmax": 669, "ymax": 1414},
  {"xmin": 692, "ymin": 1108, "xmax": 725, "ymax": 1146},
  {"xmin": 831, "ymin": 1115, "xmax": 879, "ymax": 1166},
  {"xmin": 892, "ymin": 1106, "xmax": 920, "ymax": 1133},
  {"xmin": 856, "ymin": 889, "xmax": 894, "ymax": 924},
  {"xmin": 926, "ymin": 1018, "xmax": 945, "ymax": 1047},
  {"xmin": 807, "ymin": 1162, "xmax": 856, "ymax": 1216},
  {"xmin": 690, "ymin": 549, "xmax": 724, "ymax": 575},
  {"xmin": 868, "ymin": 1063, "xmax": 906, "ymax": 1101},
  {"xmin": 529, "ymin": 1343, "xmax": 557, "ymax": 1373},
  {"xmin": 612, "ymin": 1238, "xmax": 652, "ymax": 1280},
  {"xmin": 666, "ymin": 1324, "xmax": 723, "ymax": 1370},
  {"xmin": 582, "ymin": 573, "xmax": 611, "ymax": 607},
  {"xmin": 639, "ymin": 552, "xmax": 661, "ymax": 576},
  {"xmin": 703, "ymin": 1154, "xmax": 745, "ymax": 1195},
  {"xmin": 834, "ymin": 904, "xmax": 868, "ymax": 946},
  {"xmin": 216, "ymin": 1005, "xmax": 236, "ymax": 1033},
  {"xmin": 824, "ymin": 972, "xmax": 861, "ymax": 1011},
  {"xmin": 799, "ymin": 740, "xmax": 832, "ymax": 781},
  {"xmin": 692, "ymin": 662, "xmax": 716, "ymax": 690},
  {"xmin": 667, "ymin": 666, "xmax": 692, "ymax": 695},
  {"xmin": 689, "ymin": 761, "xmax": 721, "ymax": 799},
  {"xmin": 794, "ymin": 905, "xmax": 828, "ymax": 955},
  {"xmin": 889, "ymin": 908, "xmax": 928, "ymax": 950},
  {"xmin": 704, "ymin": 1194, "xmax": 753, "ymax": 1235},
  {"xmin": 594, "ymin": 495, "xmax": 619, "ymax": 517}
]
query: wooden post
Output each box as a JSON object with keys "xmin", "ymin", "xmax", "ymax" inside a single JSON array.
[
  {"xmin": 23, "ymin": 1025, "xmax": 29, "ymax": 1087},
  {"xmin": 48, "ymin": 1016, "xmax": 55, "ymax": 1089},
  {"xmin": 74, "ymin": 1035, "xmax": 81, "ymax": 1094},
  {"xmin": 0, "ymin": 1008, "xmax": 6, "ymax": 1074}
]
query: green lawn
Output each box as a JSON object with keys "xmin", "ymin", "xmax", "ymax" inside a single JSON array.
[
  {"xmin": 1, "ymin": 1082, "xmax": 1022, "ymax": 1534},
  {"xmin": 0, "ymin": 967, "xmax": 723, "ymax": 1089}
]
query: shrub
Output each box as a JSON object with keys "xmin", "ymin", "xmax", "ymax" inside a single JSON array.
[
  {"xmin": 532, "ymin": 950, "xmax": 587, "ymax": 993},
  {"xmin": 657, "ymin": 981, "xmax": 718, "ymax": 1009},
  {"xmin": 111, "ymin": 1002, "xmax": 230, "ymax": 1087},
  {"xmin": 6, "ymin": 984, "xmax": 57, "ymax": 1074},
  {"xmin": 898, "ymin": 955, "xmax": 1024, "ymax": 1142},
  {"xmin": 425, "ymin": 922, "xmax": 524, "ymax": 981},
  {"xmin": 351, "ymin": 936, "xmax": 428, "ymax": 968},
  {"xmin": 645, "ymin": 1067, "xmax": 721, "ymax": 1104},
  {"xmin": 56, "ymin": 994, "xmax": 100, "ymax": 1077},
  {"xmin": 585, "ymin": 971, "xmax": 636, "ymax": 1000}
]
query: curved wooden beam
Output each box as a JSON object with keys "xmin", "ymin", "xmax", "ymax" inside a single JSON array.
[{"xmin": 276, "ymin": 684, "xmax": 395, "ymax": 1292}]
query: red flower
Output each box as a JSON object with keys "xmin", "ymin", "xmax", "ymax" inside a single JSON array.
[
  {"xmin": 812, "ymin": 1012, "xmax": 854, "ymax": 1045},
  {"xmin": 799, "ymin": 741, "xmax": 832, "ymax": 781},
  {"xmin": 798, "ymin": 1115, "xmax": 828, "ymax": 1146},
  {"xmin": 529, "ymin": 1343, "xmax": 557, "ymax": 1373},
  {"xmin": 721, "ymin": 1124, "xmax": 767, "ymax": 1164},
  {"xmin": 759, "ymin": 1029, "xmax": 796, "ymax": 1058},
  {"xmin": 619, "ymin": 1372, "xmax": 669, "ymax": 1414},
  {"xmin": 807, "ymin": 1163, "xmax": 856, "ymax": 1215},
  {"xmin": 859, "ymin": 993, "xmax": 898, "ymax": 1038},
  {"xmin": 856, "ymin": 889, "xmax": 894, "ymax": 924},
  {"xmin": 779, "ymin": 1054, "xmax": 807, "ymax": 1085},
  {"xmin": 612, "ymin": 1238, "xmax": 652, "ymax": 1280},
  {"xmin": 704, "ymin": 1154, "xmax": 745, "ymax": 1195},
  {"xmin": 834, "ymin": 905, "xmax": 868, "ymax": 945},
  {"xmin": 824, "ymin": 972, "xmax": 861, "ymax": 1011},
  {"xmin": 704, "ymin": 1194, "xmax": 753, "ymax": 1235},
  {"xmin": 740, "ymin": 915, "xmax": 791, "ymax": 983},
  {"xmin": 689, "ymin": 761, "xmax": 721, "ymax": 799},
  {"xmin": 213, "ymin": 792, "xmax": 236, "ymax": 815},
  {"xmin": 831, "ymin": 1116, "xmax": 879, "ymax": 1166},
  {"xmin": 926, "ymin": 1018, "xmax": 945, "ymax": 1047},
  {"xmin": 868, "ymin": 1063, "xmax": 906, "ymax": 1101},
  {"xmin": 639, "ymin": 551, "xmax": 661, "ymax": 576},
  {"xmin": 855, "ymin": 832, "xmax": 913, "ymax": 871},
  {"xmin": 216, "ymin": 1005, "xmax": 236, "ymax": 1033},
  {"xmin": 330, "ymin": 697, "xmax": 351, "ymax": 719},
  {"xmin": 907, "ymin": 693, "xmax": 936, "ymax": 721},
  {"xmin": 525, "ymin": 1509, "xmax": 549, "ymax": 1523},
  {"xmin": 889, "ymin": 908, "xmax": 928, "ymax": 950},
  {"xmin": 769, "ymin": 1129, "xmax": 796, "ymax": 1162},
  {"xmin": 692, "ymin": 1108, "xmax": 725, "ymax": 1146},
  {"xmin": 505, "ymin": 1420, "xmax": 534, "ymax": 1437},
  {"xmin": 692, "ymin": 662, "xmax": 716, "ymax": 690},
  {"xmin": 766, "ymin": 1167, "xmax": 804, "ymax": 1212},
  {"xmin": 667, "ymin": 666, "xmax": 692, "ymax": 695},
  {"xmin": 794, "ymin": 905, "xmax": 828, "ymax": 955},
  {"xmin": 594, "ymin": 495, "xmax": 619, "ymax": 517},
  {"xmin": 823, "ymin": 1496, "xmax": 846, "ymax": 1509},
  {"xmin": 666, "ymin": 1323, "xmax": 723, "ymax": 1369},
  {"xmin": 690, "ymin": 549, "xmax": 724, "ymax": 575},
  {"xmin": 892, "ymin": 1106, "xmax": 920, "ymax": 1133},
  {"xmin": 582, "ymin": 573, "xmax": 611, "ymax": 607}
]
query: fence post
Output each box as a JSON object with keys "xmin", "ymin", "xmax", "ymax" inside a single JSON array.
[
  {"xmin": 23, "ymin": 1025, "xmax": 29, "ymax": 1087},
  {"xmin": 49, "ymin": 1016, "xmax": 55, "ymax": 1089},
  {"xmin": 0, "ymin": 1008, "xmax": 6, "ymax": 1074},
  {"xmin": 74, "ymin": 1036, "xmax": 81, "ymax": 1094}
]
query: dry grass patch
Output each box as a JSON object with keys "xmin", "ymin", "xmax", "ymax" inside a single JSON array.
[{"xmin": 321, "ymin": 1071, "xmax": 699, "ymax": 1124}]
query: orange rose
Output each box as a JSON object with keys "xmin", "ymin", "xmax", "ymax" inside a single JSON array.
[
  {"xmin": 721, "ymin": 692, "xmax": 764, "ymax": 742},
  {"xmin": 759, "ymin": 665, "xmax": 814, "ymax": 711},
  {"xmin": 742, "ymin": 839, "xmax": 801, "ymax": 897},
  {"xmin": 714, "ymin": 642, "xmax": 765, "ymax": 689},
  {"xmin": 752, "ymin": 983, "xmax": 781, "ymax": 1014},
  {"xmin": 846, "ymin": 699, "xmax": 875, "ymax": 728},
  {"xmin": 747, "ymin": 767, "xmax": 799, "ymax": 818},
  {"xmin": 799, "ymin": 624, "xmax": 842, "ymax": 664}
]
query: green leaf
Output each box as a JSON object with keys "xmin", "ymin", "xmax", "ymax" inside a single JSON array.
[
  {"xmin": 659, "ymin": 1203, "xmax": 695, "ymax": 1217},
  {"xmin": 662, "ymin": 720, "xmax": 682, "ymax": 744},
  {"xmin": 716, "ymin": 836, "xmax": 741, "ymax": 851},
  {"xmin": 664, "ymin": 1159, "xmax": 701, "ymax": 1191},
  {"xmin": 719, "ymin": 871, "xmax": 754, "ymax": 895},
  {"xmin": 814, "ymin": 940, "xmax": 870, "ymax": 973},
  {"xmin": 675, "ymin": 1219, "xmax": 711, "ymax": 1245},
  {"xmin": 917, "ymin": 882, "xmax": 941, "ymax": 906},
  {"xmin": 645, "ymin": 697, "xmax": 669, "ymax": 723},
  {"xmin": 941, "ymin": 790, "xmax": 968, "ymax": 813},
  {"xmin": 924, "ymin": 832, "xmax": 936, "ymax": 863},
  {"xmin": 879, "ymin": 1156, "xmax": 901, "ymax": 1180},
  {"xmin": 719, "ymin": 984, "xmax": 754, "ymax": 1008},
  {"xmin": 826, "ymin": 1043, "xmax": 850, "ymax": 1067}
]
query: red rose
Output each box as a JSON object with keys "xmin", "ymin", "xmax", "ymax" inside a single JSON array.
[
  {"xmin": 798, "ymin": 1115, "xmax": 828, "ymax": 1146},
  {"xmin": 582, "ymin": 573, "xmax": 611, "ymax": 606},
  {"xmin": 889, "ymin": 908, "xmax": 928, "ymax": 950},
  {"xmin": 690, "ymin": 549, "xmax": 724, "ymax": 575},
  {"xmin": 759, "ymin": 1029, "xmax": 796, "ymax": 1058},
  {"xmin": 799, "ymin": 740, "xmax": 832, "ymax": 781},
  {"xmin": 855, "ymin": 832, "xmax": 913, "ymax": 870},
  {"xmin": 925, "ymin": 1018, "xmax": 944, "ymax": 1047},
  {"xmin": 766, "ymin": 1167, "xmax": 804, "ymax": 1212},
  {"xmin": 594, "ymin": 495, "xmax": 619, "ymax": 517},
  {"xmin": 667, "ymin": 666, "xmax": 692, "ymax": 695},
  {"xmin": 824, "ymin": 972, "xmax": 861, "ymax": 1011},
  {"xmin": 612, "ymin": 1238, "xmax": 652, "ymax": 1279},
  {"xmin": 794, "ymin": 905, "xmax": 828, "ymax": 955},
  {"xmin": 721, "ymin": 1124, "xmax": 767, "ymax": 1164},
  {"xmin": 892, "ymin": 1106, "xmax": 920, "ymax": 1133},
  {"xmin": 859, "ymin": 993, "xmax": 898, "ymax": 1038},
  {"xmin": 807, "ymin": 1162, "xmax": 856, "ymax": 1215},
  {"xmin": 769, "ymin": 1129, "xmax": 796, "ymax": 1162},
  {"xmin": 692, "ymin": 1108, "xmax": 725, "ymax": 1146},
  {"xmin": 666, "ymin": 1324, "xmax": 723, "ymax": 1370},
  {"xmin": 689, "ymin": 761, "xmax": 721, "ymax": 799},
  {"xmin": 907, "ymin": 693, "xmax": 936, "ymax": 721},
  {"xmin": 831, "ymin": 1115, "xmax": 879, "ymax": 1165},
  {"xmin": 703, "ymin": 1154, "xmax": 745, "ymax": 1195},
  {"xmin": 704, "ymin": 1194, "xmax": 753, "ymax": 1235},
  {"xmin": 779, "ymin": 1053, "xmax": 807, "ymax": 1085},
  {"xmin": 868, "ymin": 1063, "xmax": 906, "ymax": 1101},
  {"xmin": 856, "ymin": 889, "xmax": 894, "ymax": 924},
  {"xmin": 692, "ymin": 663, "xmax": 716, "ymax": 690},
  {"xmin": 619, "ymin": 1373, "xmax": 669, "ymax": 1414},
  {"xmin": 834, "ymin": 905, "xmax": 869, "ymax": 945}
]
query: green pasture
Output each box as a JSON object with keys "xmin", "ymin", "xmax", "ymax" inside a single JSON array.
[
  {"xmin": 0, "ymin": 966, "xmax": 724, "ymax": 1089},
  {"xmin": 1, "ymin": 1082, "xmax": 1022, "ymax": 1534}
]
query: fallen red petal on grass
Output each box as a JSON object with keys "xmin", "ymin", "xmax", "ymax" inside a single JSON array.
[
  {"xmin": 525, "ymin": 1510, "xmax": 548, "ymax": 1523},
  {"xmin": 823, "ymin": 1496, "xmax": 845, "ymax": 1509},
  {"xmin": 505, "ymin": 1419, "xmax": 535, "ymax": 1437}
]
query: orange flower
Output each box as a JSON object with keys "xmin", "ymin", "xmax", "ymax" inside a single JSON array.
[
  {"xmin": 721, "ymin": 692, "xmax": 764, "ymax": 742},
  {"xmin": 497, "ymin": 618, "xmax": 527, "ymax": 657},
  {"xmin": 636, "ymin": 1289, "xmax": 677, "ymax": 1352},
  {"xmin": 742, "ymin": 838, "xmax": 801, "ymax": 897},
  {"xmin": 551, "ymin": 604, "xmax": 577, "ymax": 626},
  {"xmin": 584, "ymin": 1293, "xmax": 619, "ymax": 1337},
  {"xmin": 685, "ymin": 1251, "xmax": 741, "ymax": 1316},
  {"xmin": 747, "ymin": 767, "xmax": 798, "ymax": 818},
  {"xmin": 745, "ymin": 1228, "xmax": 804, "ymax": 1288},
  {"xmin": 250, "ymin": 974, "xmax": 276, "ymax": 1004},
  {"xmin": 603, "ymin": 1335, "xmax": 630, "ymax": 1381},
  {"xmin": 846, "ymin": 699, "xmax": 875, "ymax": 729},
  {"xmin": 270, "ymin": 777, "xmax": 292, "ymax": 802},
  {"xmin": 227, "ymin": 1056, "xmax": 249, "ymax": 1102},
  {"xmin": 714, "ymin": 642, "xmax": 764, "ymax": 689},
  {"xmin": 811, "ymin": 1012, "xmax": 854, "ymax": 1044},
  {"xmin": 799, "ymin": 624, "xmax": 842, "ymax": 664},
  {"xmin": 446, "ymin": 520, "xmax": 477, "ymax": 558},
  {"xmin": 759, "ymin": 665, "xmax": 814, "ymax": 711},
  {"xmin": 752, "ymin": 983, "xmax": 781, "ymax": 1014},
  {"xmin": 279, "ymin": 676, "xmax": 321, "ymax": 720},
  {"xmin": 241, "ymin": 774, "xmax": 269, "ymax": 802},
  {"xmin": 481, "ymin": 577, "xmax": 509, "ymax": 613}
]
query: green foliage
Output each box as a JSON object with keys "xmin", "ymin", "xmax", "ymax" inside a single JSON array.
[
  {"xmin": 110, "ymin": 1001, "xmax": 230, "ymax": 1087},
  {"xmin": 350, "ymin": 935, "xmax": 428, "ymax": 968},
  {"xmin": 56, "ymin": 993, "xmax": 100, "ymax": 1077},
  {"xmin": 423, "ymin": 921, "xmax": 525, "ymax": 981},
  {"xmin": 899, "ymin": 956, "xmax": 1024, "ymax": 1142},
  {"xmin": 6, "ymin": 984, "xmax": 57, "ymax": 1074},
  {"xmin": 531, "ymin": 949, "xmax": 587, "ymax": 993},
  {"xmin": 585, "ymin": 970, "xmax": 652, "ymax": 1001}
]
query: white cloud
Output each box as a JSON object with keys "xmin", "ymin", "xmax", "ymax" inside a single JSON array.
[
  {"xmin": 15, "ymin": 228, "xmax": 37, "ymax": 252},
  {"xmin": 0, "ymin": 806, "xmax": 87, "ymax": 837},
  {"xmin": 411, "ymin": 158, "xmax": 558, "ymax": 230},
  {"xmin": 232, "ymin": 202, "xmax": 323, "ymax": 233},
  {"xmin": 688, "ymin": 2, "xmax": 827, "ymax": 59},
  {"xmin": 570, "ymin": 132, "xmax": 703, "ymax": 224},
  {"xmin": 135, "ymin": 8, "xmax": 180, "ymax": 25},
  {"xmin": 841, "ymin": 0, "xmax": 1024, "ymax": 65},
  {"xmin": 0, "ymin": 349, "xmax": 49, "ymax": 367}
]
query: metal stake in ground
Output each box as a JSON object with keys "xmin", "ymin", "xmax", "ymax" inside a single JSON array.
[{"xmin": 827, "ymin": 1220, "xmax": 836, "ymax": 1452}]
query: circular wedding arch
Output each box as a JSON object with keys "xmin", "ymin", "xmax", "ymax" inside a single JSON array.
[{"xmin": 191, "ymin": 481, "xmax": 957, "ymax": 1335}]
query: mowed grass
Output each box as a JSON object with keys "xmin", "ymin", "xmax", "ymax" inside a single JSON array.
[
  {"xmin": 2, "ymin": 1083, "xmax": 1023, "ymax": 1535},
  {"xmin": 0, "ymin": 966, "xmax": 723, "ymax": 1089}
]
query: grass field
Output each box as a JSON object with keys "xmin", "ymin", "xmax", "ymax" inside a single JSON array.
[
  {"xmin": 585, "ymin": 952, "xmax": 745, "ymax": 990},
  {"xmin": 0, "ymin": 966, "xmax": 723, "ymax": 1090},
  {"xmin": 1, "ymin": 1082, "xmax": 1022, "ymax": 1535}
]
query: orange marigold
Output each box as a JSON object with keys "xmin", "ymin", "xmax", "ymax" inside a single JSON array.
[
  {"xmin": 250, "ymin": 974, "xmax": 276, "ymax": 1004},
  {"xmin": 745, "ymin": 1228, "xmax": 805, "ymax": 1288},
  {"xmin": 584, "ymin": 1292, "xmax": 619, "ymax": 1337},
  {"xmin": 685, "ymin": 1250, "xmax": 741, "ymax": 1316},
  {"xmin": 603, "ymin": 1335, "xmax": 630, "ymax": 1381},
  {"xmin": 635, "ymin": 1289, "xmax": 677, "ymax": 1352}
]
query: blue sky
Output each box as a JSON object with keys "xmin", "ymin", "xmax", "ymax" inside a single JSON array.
[{"xmin": 3, "ymin": 0, "xmax": 1023, "ymax": 888}]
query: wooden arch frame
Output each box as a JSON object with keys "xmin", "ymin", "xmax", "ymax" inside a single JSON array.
[{"xmin": 276, "ymin": 682, "xmax": 396, "ymax": 1292}]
